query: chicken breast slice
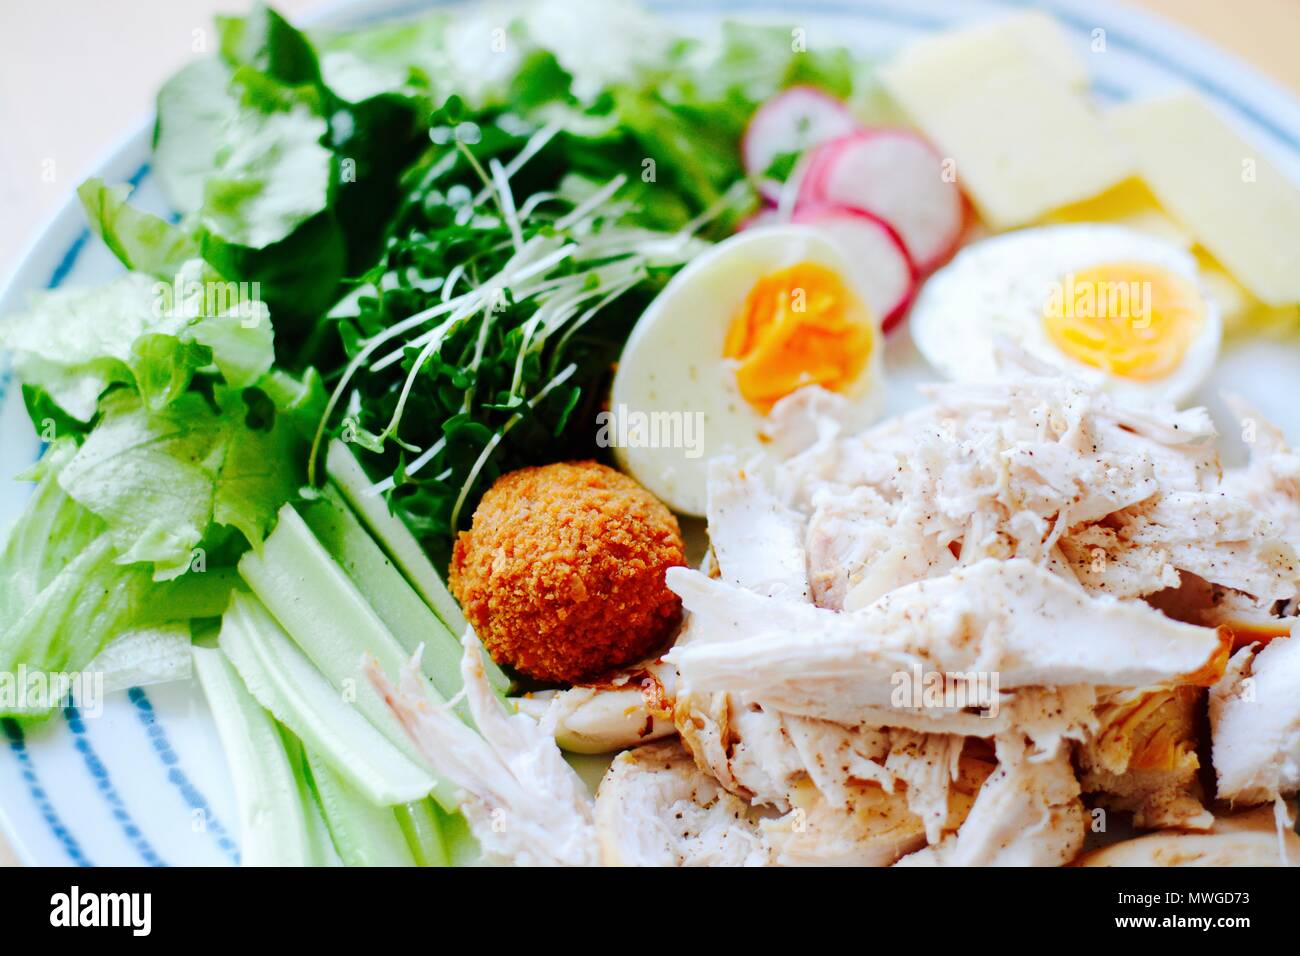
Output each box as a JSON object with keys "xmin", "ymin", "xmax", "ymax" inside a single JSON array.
[
  {"xmin": 782, "ymin": 716, "xmax": 894, "ymax": 803},
  {"xmin": 764, "ymin": 778, "xmax": 927, "ymax": 867},
  {"xmin": 672, "ymin": 687, "xmax": 808, "ymax": 809},
  {"xmin": 1220, "ymin": 395, "xmax": 1300, "ymax": 546},
  {"xmin": 594, "ymin": 739, "xmax": 771, "ymax": 866},
  {"xmin": 1076, "ymin": 685, "xmax": 1213, "ymax": 831},
  {"xmin": 783, "ymin": 372, "xmax": 1222, "ymax": 607},
  {"xmin": 667, "ymin": 558, "xmax": 1227, "ymax": 727},
  {"xmin": 681, "ymin": 462, "xmax": 991, "ymax": 846},
  {"xmin": 756, "ymin": 733, "xmax": 996, "ymax": 866},
  {"xmin": 368, "ymin": 630, "xmax": 598, "ymax": 866},
  {"xmin": 1061, "ymin": 492, "xmax": 1299, "ymax": 603},
  {"xmin": 1077, "ymin": 804, "xmax": 1300, "ymax": 867},
  {"xmin": 758, "ymin": 384, "xmax": 858, "ymax": 460},
  {"xmin": 1210, "ymin": 632, "xmax": 1300, "ymax": 805},
  {"xmin": 895, "ymin": 736, "xmax": 1085, "ymax": 867},
  {"xmin": 705, "ymin": 456, "xmax": 810, "ymax": 604},
  {"xmin": 806, "ymin": 487, "xmax": 958, "ymax": 610},
  {"xmin": 516, "ymin": 660, "xmax": 677, "ymax": 754},
  {"xmin": 669, "ymin": 461, "xmax": 816, "ymax": 807},
  {"xmin": 885, "ymin": 731, "xmax": 967, "ymax": 843},
  {"xmin": 830, "ymin": 685, "xmax": 1096, "ymax": 748},
  {"xmin": 1204, "ymin": 396, "xmax": 1300, "ymax": 635}
]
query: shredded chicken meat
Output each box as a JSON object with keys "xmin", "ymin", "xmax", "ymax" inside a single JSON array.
[{"xmin": 373, "ymin": 370, "xmax": 1300, "ymax": 866}]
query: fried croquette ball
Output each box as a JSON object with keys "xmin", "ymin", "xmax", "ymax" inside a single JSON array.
[{"xmin": 450, "ymin": 461, "xmax": 686, "ymax": 683}]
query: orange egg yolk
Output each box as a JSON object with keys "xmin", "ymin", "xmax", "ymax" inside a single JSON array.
[
  {"xmin": 1042, "ymin": 261, "xmax": 1205, "ymax": 381},
  {"xmin": 724, "ymin": 262, "xmax": 874, "ymax": 412}
]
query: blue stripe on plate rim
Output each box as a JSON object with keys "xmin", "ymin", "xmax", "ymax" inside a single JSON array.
[
  {"xmin": 1, "ymin": 720, "xmax": 93, "ymax": 867},
  {"xmin": 127, "ymin": 688, "xmax": 241, "ymax": 865},
  {"xmin": 2, "ymin": 0, "xmax": 1299, "ymax": 867},
  {"xmin": 63, "ymin": 705, "xmax": 168, "ymax": 867}
]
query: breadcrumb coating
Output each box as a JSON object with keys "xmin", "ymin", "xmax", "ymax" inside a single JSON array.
[{"xmin": 450, "ymin": 461, "xmax": 686, "ymax": 683}]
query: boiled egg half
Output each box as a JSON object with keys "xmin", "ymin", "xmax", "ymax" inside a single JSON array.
[
  {"xmin": 611, "ymin": 226, "xmax": 885, "ymax": 514},
  {"xmin": 910, "ymin": 224, "xmax": 1222, "ymax": 403}
]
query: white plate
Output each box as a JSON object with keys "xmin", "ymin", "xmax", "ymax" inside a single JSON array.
[{"xmin": 3, "ymin": 0, "xmax": 1300, "ymax": 866}]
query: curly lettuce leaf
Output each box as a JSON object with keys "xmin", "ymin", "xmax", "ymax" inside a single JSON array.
[
  {"xmin": 0, "ymin": 442, "xmax": 226, "ymax": 716},
  {"xmin": 153, "ymin": 57, "xmax": 241, "ymax": 216},
  {"xmin": 0, "ymin": 549, "xmax": 223, "ymax": 719},
  {"xmin": 77, "ymin": 178, "xmax": 200, "ymax": 278},
  {"xmin": 153, "ymin": 61, "xmax": 340, "ymax": 329},
  {"xmin": 200, "ymin": 101, "xmax": 334, "ymax": 250},
  {"xmin": 683, "ymin": 20, "xmax": 855, "ymax": 103},
  {"xmin": 311, "ymin": 13, "xmax": 448, "ymax": 105},
  {"xmin": 0, "ymin": 259, "xmax": 273, "ymax": 421},
  {"xmin": 154, "ymin": 3, "xmax": 326, "ymax": 213},
  {"xmin": 0, "ymin": 536, "xmax": 154, "ymax": 694},
  {"xmin": 154, "ymin": 10, "xmax": 333, "ymax": 254},
  {"xmin": 0, "ymin": 271, "xmax": 170, "ymax": 420},
  {"xmin": 0, "ymin": 440, "xmax": 104, "ymax": 629},
  {"xmin": 151, "ymin": 4, "xmax": 444, "ymax": 332},
  {"xmin": 217, "ymin": 2, "xmax": 322, "ymax": 88},
  {"xmin": 255, "ymin": 365, "xmax": 327, "ymax": 439},
  {"xmin": 56, "ymin": 387, "xmax": 301, "ymax": 581}
]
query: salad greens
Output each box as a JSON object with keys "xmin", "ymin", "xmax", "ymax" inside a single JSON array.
[
  {"xmin": 0, "ymin": 440, "xmax": 234, "ymax": 715},
  {"xmin": 60, "ymin": 387, "xmax": 299, "ymax": 579},
  {"xmin": 308, "ymin": 9, "xmax": 857, "ymax": 568},
  {"xmin": 0, "ymin": 257, "xmax": 272, "ymax": 423},
  {"xmin": 78, "ymin": 179, "xmax": 202, "ymax": 278},
  {"xmin": 0, "ymin": 0, "xmax": 862, "ymax": 863}
]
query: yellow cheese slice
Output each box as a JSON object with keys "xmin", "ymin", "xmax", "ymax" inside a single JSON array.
[
  {"xmin": 880, "ymin": 21, "xmax": 1130, "ymax": 230},
  {"xmin": 1199, "ymin": 250, "xmax": 1300, "ymax": 337},
  {"xmin": 1045, "ymin": 179, "xmax": 1194, "ymax": 248},
  {"xmin": 1000, "ymin": 9, "xmax": 1091, "ymax": 91},
  {"xmin": 1108, "ymin": 92, "xmax": 1300, "ymax": 306}
]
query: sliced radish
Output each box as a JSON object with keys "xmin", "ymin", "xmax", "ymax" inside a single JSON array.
[
  {"xmin": 802, "ymin": 129, "xmax": 964, "ymax": 274},
  {"xmin": 742, "ymin": 86, "xmax": 859, "ymax": 203},
  {"xmin": 793, "ymin": 204, "xmax": 917, "ymax": 332}
]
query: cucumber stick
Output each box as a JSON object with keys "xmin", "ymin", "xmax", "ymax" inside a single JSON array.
[
  {"xmin": 438, "ymin": 807, "xmax": 485, "ymax": 867},
  {"xmin": 219, "ymin": 592, "xmax": 438, "ymax": 806},
  {"xmin": 305, "ymin": 747, "xmax": 425, "ymax": 867},
  {"xmin": 281, "ymin": 730, "xmax": 344, "ymax": 867},
  {"xmin": 238, "ymin": 505, "xmax": 460, "ymax": 811},
  {"xmin": 393, "ymin": 800, "xmax": 451, "ymax": 868},
  {"xmin": 326, "ymin": 440, "xmax": 469, "ymax": 636},
  {"xmin": 192, "ymin": 645, "xmax": 330, "ymax": 866},
  {"xmin": 301, "ymin": 484, "xmax": 484, "ymax": 701}
]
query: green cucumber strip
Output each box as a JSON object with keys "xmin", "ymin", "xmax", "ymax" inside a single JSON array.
[
  {"xmin": 281, "ymin": 729, "xmax": 345, "ymax": 867},
  {"xmin": 393, "ymin": 800, "xmax": 450, "ymax": 868},
  {"xmin": 238, "ymin": 504, "xmax": 459, "ymax": 811},
  {"xmin": 439, "ymin": 807, "xmax": 485, "ymax": 867},
  {"xmin": 305, "ymin": 746, "xmax": 419, "ymax": 867},
  {"xmin": 326, "ymin": 439, "xmax": 470, "ymax": 636},
  {"xmin": 219, "ymin": 591, "xmax": 438, "ymax": 806},
  {"xmin": 192, "ymin": 644, "xmax": 317, "ymax": 866},
  {"xmin": 301, "ymin": 485, "xmax": 471, "ymax": 700}
]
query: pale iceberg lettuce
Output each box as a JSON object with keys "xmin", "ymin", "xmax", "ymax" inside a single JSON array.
[
  {"xmin": 58, "ymin": 387, "xmax": 299, "ymax": 580},
  {"xmin": 0, "ymin": 257, "xmax": 272, "ymax": 421}
]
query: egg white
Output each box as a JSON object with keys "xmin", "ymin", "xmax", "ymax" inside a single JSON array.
[
  {"xmin": 611, "ymin": 226, "xmax": 886, "ymax": 515},
  {"xmin": 909, "ymin": 224, "xmax": 1222, "ymax": 404}
]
